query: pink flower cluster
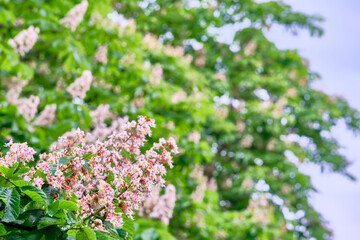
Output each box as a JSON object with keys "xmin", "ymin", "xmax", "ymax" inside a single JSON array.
[
  {"xmin": 149, "ymin": 63, "xmax": 163, "ymax": 87},
  {"xmin": 4, "ymin": 76, "xmax": 41, "ymax": 122},
  {"xmin": 90, "ymin": 104, "xmax": 113, "ymax": 128},
  {"xmin": 94, "ymin": 45, "xmax": 108, "ymax": 65},
  {"xmin": 8, "ymin": 26, "xmax": 40, "ymax": 56},
  {"xmin": 139, "ymin": 184, "xmax": 176, "ymax": 225},
  {"xmin": 188, "ymin": 131, "xmax": 201, "ymax": 144},
  {"xmin": 29, "ymin": 116, "xmax": 177, "ymax": 230},
  {"xmin": 190, "ymin": 165, "xmax": 217, "ymax": 202},
  {"xmin": 67, "ymin": 70, "xmax": 93, "ymax": 99},
  {"xmin": 164, "ymin": 45, "xmax": 184, "ymax": 58},
  {"xmin": 86, "ymin": 117, "xmax": 129, "ymax": 144},
  {"xmin": 171, "ymin": 90, "xmax": 187, "ymax": 104},
  {"xmin": 244, "ymin": 40, "xmax": 257, "ymax": 57},
  {"xmin": 143, "ymin": 33, "xmax": 162, "ymax": 51},
  {"xmin": 16, "ymin": 95, "xmax": 40, "ymax": 122},
  {"xmin": 34, "ymin": 104, "xmax": 57, "ymax": 126},
  {"xmin": 60, "ymin": 0, "xmax": 88, "ymax": 32},
  {"xmin": 0, "ymin": 140, "xmax": 36, "ymax": 168},
  {"xmin": 5, "ymin": 76, "xmax": 28, "ymax": 104}
]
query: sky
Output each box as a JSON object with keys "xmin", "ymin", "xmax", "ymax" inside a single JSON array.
[{"xmin": 264, "ymin": 0, "xmax": 360, "ymax": 239}]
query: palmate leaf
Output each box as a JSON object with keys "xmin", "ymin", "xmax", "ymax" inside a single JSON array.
[{"xmin": 0, "ymin": 187, "xmax": 21, "ymax": 222}]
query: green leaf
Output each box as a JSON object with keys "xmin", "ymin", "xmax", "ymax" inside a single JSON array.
[
  {"xmin": 17, "ymin": 209, "xmax": 43, "ymax": 226},
  {"xmin": 63, "ymin": 55, "xmax": 75, "ymax": 72},
  {"xmin": 0, "ymin": 175, "xmax": 9, "ymax": 186},
  {"xmin": 13, "ymin": 166, "xmax": 30, "ymax": 176},
  {"xmin": 65, "ymin": 209, "xmax": 77, "ymax": 225},
  {"xmin": 48, "ymin": 200, "xmax": 78, "ymax": 217},
  {"xmin": 49, "ymin": 164, "xmax": 57, "ymax": 175},
  {"xmin": 22, "ymin": 190, "xmax": 43, "ymax": 203},
  {"xmin": 67, "ymin": 229, "xmax": 77, "ymax": 240},
  {"xmin": 22, "ymin": 229, "xmax": 45, "ymax": 240},
  {"xmin": 116, "ymin": 229, "xmax": 128, "ymax": 240},
  {"xmin": 21, "ymin": 186, "xmax": 47, "ymax": 204},
  {"xmin": 47, "ymin": 200, "xmax": 59, "ymax": 216},
  {"xmin": 38, "ymin": 216, "xmax": 65, "ymax": 229},
  {"xmin": 13, "ymin": 180, "xmax": 32, "ymax": 187},
  {"xmin": 140, "ymin": 228, "xmax": 158, "ymax": 240},
  {"xmin": 95, "ymin": 231, "xmax": 118, "ymax": 240},
  {"xmin": 76, "ymin": 228, "xmax": 97, "ymax": 240},
  {"xmin": 76, "ymin": 230, "xmax": 86, "ymax": 240},
  {"xmin": 22, "ymin": 200, "xmax": 44, "ymax": 213},
  {"xmin": 0, "ymin": 167, "xmax": 11, "ymax": 178},
  {"xmin": 0, "ymin": 223, "xmax": 7, "ymax": 236},
  {"xmin": 58, "ymin": 200, "xmax": 79, "ymax": 211},
  {"xmin": 82, "ymin": 226, "xmax": 96, "ymax": 240},
  {"xmin": 59, "ymin": 157, "xmax": 68, "ymax": 165},
  {"xmin": 157, "ymin": 229, "xmax": 176, "ymax": 240},
  {"xmin": 44, "ymin": 225, "xmax": 63, "ymax": 240},
  {"xmin": 117, "ymin": 216, "xmax": 135, "ymax": 240},
  {"xmin": 0, "ymin": 187, "xmax": 20, "ymax": 222}
]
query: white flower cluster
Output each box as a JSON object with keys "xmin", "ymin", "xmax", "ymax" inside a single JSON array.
[{"xmin": 8, "ymin": 26, "xmax": 40, "ymax": 56}]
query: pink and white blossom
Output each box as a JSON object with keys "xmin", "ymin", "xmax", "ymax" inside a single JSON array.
[
  {"xmin": 26, "ymin": 116, "xmax": 176, "ymax": 230},
  {"xmin": 8, "ymin": 26, "xmax": 40, "ymax": 56},
  {"xmin": 67, "ymin": 70, "xmax": 93, "ymax": 99},
  {"xmin": 60, "ymin": 1, "xmax": 88, "ymax": 31}
]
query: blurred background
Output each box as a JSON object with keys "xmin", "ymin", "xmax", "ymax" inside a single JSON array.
[{"xmin": 266, "ymin": 0, "xmax": 360, "ymax": 239}]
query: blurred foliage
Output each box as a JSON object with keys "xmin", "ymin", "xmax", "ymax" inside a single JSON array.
[{"xmin": 0, "ymin": 0, "xmax": 359, "ymax": 239}]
